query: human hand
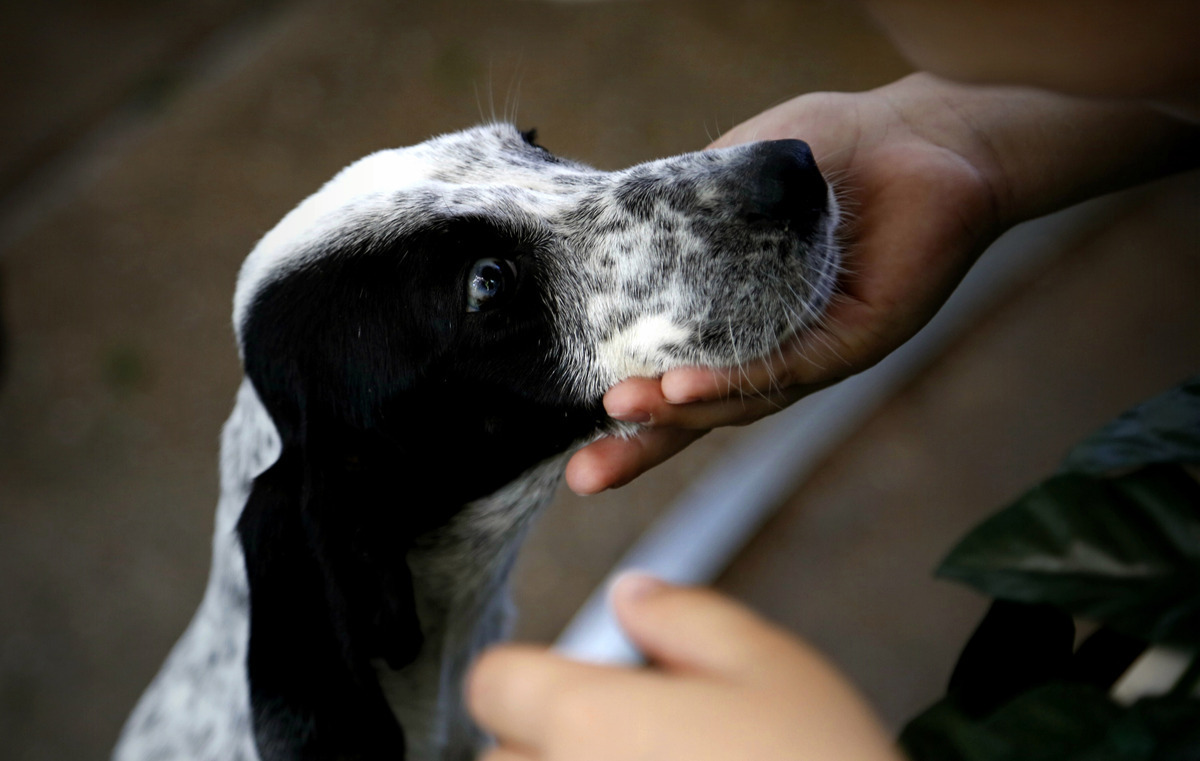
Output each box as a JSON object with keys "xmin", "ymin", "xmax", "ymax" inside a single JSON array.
[
  {"xmin": 466, "ymin": 574, "xmax": 904, "ymax": 761},
  {"xmin": 566, "ymin": 73, "xmax": 1009, "ymax": 494}
]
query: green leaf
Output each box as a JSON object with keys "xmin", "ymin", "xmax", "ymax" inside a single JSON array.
[
  {"xmin": 900, "ymin": 699, "xmax": 1015, "ymax": 761},
  {"xmin": 900, "ymin": 683, "xmax": 1124, "ymax": 761},
  {"xmin": 1121, "ymin": 695, "xmax": 1200, "ymax": 758},
  {"xmin": 937, "ymin": 466, "xmax": 1200, "ymax": 645},
  {"xmin": 911, "ymin": 377, "xmax": 1200, "ymax": 758},
  {"xmin": 1063, "ymin": 376, "xmax": 1200, "ymax": 476},
  {"xmin": 900, "ymin": 684, "xmax": 1200, "ymax": 761}
]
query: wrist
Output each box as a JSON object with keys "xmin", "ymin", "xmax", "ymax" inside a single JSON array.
[{"xmin": 877, "ymin": 74, "xmax": 1200, "ymax": 229}]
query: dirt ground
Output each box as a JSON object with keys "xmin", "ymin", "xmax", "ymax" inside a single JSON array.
[{"xmin": 1, "ymin": 1, "xmax": 1197, "ymax": 759}]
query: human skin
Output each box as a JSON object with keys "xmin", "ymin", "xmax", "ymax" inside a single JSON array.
[
  {"xmin": 470, "ymin": 4, "xmax": 1200, "ymax": 759},
  {"xmin": 467, "ymin": 575, "xmax": 906, "ymax": 761},
  {"xmin": 564, "ymin": 57, "xmax": 1200, "ymax": 497},
  {"xmin": 858, "ymin": 0, "xmax": 1200, "ymax": 110}
]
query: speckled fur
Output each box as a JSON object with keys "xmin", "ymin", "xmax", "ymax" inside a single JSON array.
[{"xmin": 113, "ymin": 124, "xmax": 839, "ymax": 761}]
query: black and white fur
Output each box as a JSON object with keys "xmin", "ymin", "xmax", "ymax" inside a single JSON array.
[{"xmin": 113, "ymin": 124, "xmax": 840, "ymax": 761}]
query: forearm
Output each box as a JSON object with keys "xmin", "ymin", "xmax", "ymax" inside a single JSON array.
[
  {"xmin": 857, "ymin": 0, "xmax": 1200, "ymax": 106},
  {"xmin": 567, "ymin": 6, "xmax": 1200, "ymax": 495},
  {"xmin": 876, "ymin": 73, "xmax": 1200, "ymax": 229}
]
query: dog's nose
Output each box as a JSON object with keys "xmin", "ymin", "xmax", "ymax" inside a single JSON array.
[{"xmin": 738, "ymin": 139, "xmax": 828, "ymax": 230}]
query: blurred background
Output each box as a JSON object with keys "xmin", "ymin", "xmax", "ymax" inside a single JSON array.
[{"xmin": 1, "ymin": 1, "xmax": 1198, "ymax": 758}]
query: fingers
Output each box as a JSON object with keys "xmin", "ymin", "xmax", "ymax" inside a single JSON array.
[
  {"xmin": 605, "ymin": 375, "xmax": 812, "ymax": 429},
  {"xmin": 469, "ymin": 581, "xmax": 902, "ymax": 761},
  {"xmin": 566, "ymin": 357, "xmax": 823, "ymax": 495},
  {"xmin": 607, "ymin": 575, "xmax": 903, "ymax": 760},
  {"xmin": 566, "ymin": 302, "xmax": 873, "ymax": 496},
  {"xmin": 477, "ymin": 747, "xmax": 534, "ymax": 761},
  {"xmin": 657, "ymin": 323, "xmax": 857, "ymax": 405},
  {"xmin": 608, "ymin": 574, "xmax": 802, "ymax": 686},
  {"xmin": 467, "ymin": 645, "xmax": 664, "ymax": 760},
  {"xmin": 658, "ymin": 343, "xmax": 810, "ymax": 404},
  {"xmin": 565, "ymin": 427, "xmax": 708, "ymax": 495},
  {"xmin": 466, "ymin": 645, "xmax": 586, "ymax": 752},
  {"xmin": 706, "ymin": 91, "xmax": 853, "ymax": 159}
]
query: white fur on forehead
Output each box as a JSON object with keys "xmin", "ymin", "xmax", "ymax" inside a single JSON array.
[
  {"xmin": 231, "ymin": 123, "xmax": 841, "ymax": 395},
  {"xmin": 232, "ymin": 124, "xmax": 592, "ymax": 336},
  {"xmin": 233, "ymin": 147, "xmax": 432, "ymax": 334}
]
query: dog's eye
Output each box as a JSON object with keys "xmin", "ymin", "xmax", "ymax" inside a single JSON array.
[
  {"xmin": 520, "ymin": 128, "xmax": 540, "ymax": 147},
  {"xmin": 466, "ymin": 258, "xmax": 517, "ymax": 312}
]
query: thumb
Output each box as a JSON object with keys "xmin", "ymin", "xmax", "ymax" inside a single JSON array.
[{"xmin": 609, "ymin": 573, "xmax": 803, "ymax": 685}]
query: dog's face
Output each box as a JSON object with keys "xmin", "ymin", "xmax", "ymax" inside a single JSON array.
[
  {"xmin": 232, "ymin": 124, "xmax": 839, "ymax": 759},
  {"xmin": 236, "ymin": 123, "xmax": 838, "ymax": 480}
]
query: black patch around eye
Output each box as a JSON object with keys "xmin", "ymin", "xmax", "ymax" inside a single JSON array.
[{"xmin": 519, "ymin": 128, "xmax": 539, "ymax": 146}]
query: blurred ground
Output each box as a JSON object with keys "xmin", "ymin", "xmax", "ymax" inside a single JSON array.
[{"xmin": 0, "ymin": 1, "xmax": 1196, "ymax": 759}]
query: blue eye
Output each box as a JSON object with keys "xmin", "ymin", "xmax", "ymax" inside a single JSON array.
[{"xmin": 466, "ymin": 258, "xmax": 517, "ymax": 312}]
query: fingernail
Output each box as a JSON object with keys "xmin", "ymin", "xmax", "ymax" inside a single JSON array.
[
  {"xmin": 664, "ymin": 393, "xmax": 699, "ymax": 405},
  {"xmin": 661, "ymin": 378, "xmax": 701, "ymax": 404},
  {"xmin": 607, "ymin": 407, "xmax": 652, "ymax": 423},
  {"xmin": 568, "ymin": 472, "xmax": 606, "ymax": 497},
  {"xmin": 611, "ymin": 571, "xmax": 667, "ymax": 604}
]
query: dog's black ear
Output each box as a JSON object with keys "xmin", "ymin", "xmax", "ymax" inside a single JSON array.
[
  {"xmin": 238, "ymin": 424, "xmax": 423, "ymax": 760},
  {"xmin": 234, "ymin": 245, "xmax": 446, "ymax": 759}
]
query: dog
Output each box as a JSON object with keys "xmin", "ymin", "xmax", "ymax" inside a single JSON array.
[{"xmin": 112, "ymin": 123, "xmax": 840, "ymax": 761}]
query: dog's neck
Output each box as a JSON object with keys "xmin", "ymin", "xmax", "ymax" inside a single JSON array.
[
  {"xmin": 116, "ymin": 380, "xmax": 568, "ymax": 760},
  {"xmin": 216, "ymin": 380, "xmax": 565, "ymax": 760},
  {"xmin": 375, "ymin": 452, "xmax": 567, "ymax": 760}
]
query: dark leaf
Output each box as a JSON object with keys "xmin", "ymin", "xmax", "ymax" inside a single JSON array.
[
  {"xmin": 1067, "ymin": 628, "xmax": 1147, "ymax": 691},
  {"xmin": 947, "ymin": 600, "xmax": 1075, "ymax": 718},
  {"xmin": 937, "ymin": 466, "xmax": 1200, "ymax": 645},
  {"xmin": 902, "ymin": 683, "xmax": 1200, "ymax": 761},
  {"xmin": 980, "ymin": 683, "xmax": 1127, "ymax": 760},
  {"xmin": 900, "ymin": 683, "xmax": 1124, "ymax": 761},
  {"xmin": 1063, "ymin": 376, "xmax": 1200, "ymax": 476},
  {"xmin": 900, "ymin": 699, "xmax": 1012, "ymax": 761},
  {"xmin": 1128, "ymin": 695, "xmax": 1200, "ymax": 760}
]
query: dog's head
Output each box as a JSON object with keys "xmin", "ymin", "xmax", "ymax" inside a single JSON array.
[{"xmin": 232, "ymin": 124, "xmax": 839, "ymax": 758}]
